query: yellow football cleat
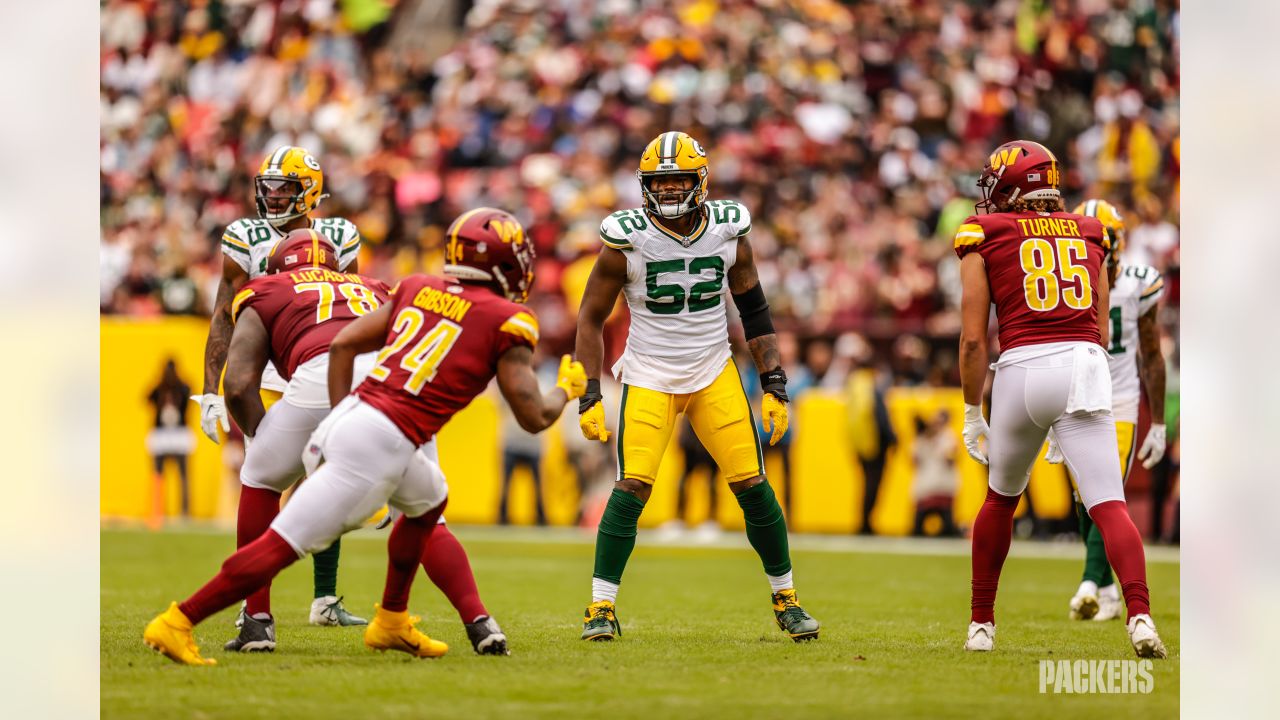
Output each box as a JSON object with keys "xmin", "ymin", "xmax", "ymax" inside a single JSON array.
[
  {"xmin": 143, "ymin": 602, "xmax": 217, "ymax": 666},
  {"xmin": 581, "ymin": 600, "xmax": 621, "ymax": 641},
  {"xmin": 364, "ymin": 605, "xmax": 448, "ymax": 659}
]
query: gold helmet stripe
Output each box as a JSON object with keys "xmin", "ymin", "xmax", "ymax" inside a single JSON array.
[
  {"xmin": 308, "ymin": 228, "xmax": 322, "ymax": 266},
  {"xmin": 446, "ymin": 207, "xmax": 487, "ymax": 263}
]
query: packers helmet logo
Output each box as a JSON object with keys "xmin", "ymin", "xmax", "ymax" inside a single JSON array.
[
  {"xmin": 303, "ymin": 153, "xmax": 321, "ymax": 171},
  {"xmin": 492, "ymin": 220, "xmax": 525, "ymax": 245},
  {"xmin": 690, "ymin": 138, "xmax": 706, "ymax": 157}
]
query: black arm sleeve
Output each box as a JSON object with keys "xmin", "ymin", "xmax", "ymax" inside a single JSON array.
[{"xmin": 731, "ymin": 283, "xmax": 774, "ymax": 340}]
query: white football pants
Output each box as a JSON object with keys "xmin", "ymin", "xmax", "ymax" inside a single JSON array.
[
  {"xmin": 987, "ymin": 343, "xmax": 1125, "ymax": 510},
  {"xmin": 273, "ymin": 397, "xmax": 448, "ymax": 555}
]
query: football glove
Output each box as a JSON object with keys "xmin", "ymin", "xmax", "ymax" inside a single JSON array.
[
  {"xmin": 963, "ymin": 403, "xmax": 990, "ymax": 466},
  {"xmin": 555, "ymin": 355, "xmax": 588, "ymax": 400},
  {"xmin": 1044, "ymin": 429, "xmax": 1064, "ymax": 464},
  {"xmin": 759, "ymin": 368, "xmax": 790, "ymax": 446},
  {"xmin": 1138, "ymin": 423, "xmax": 1166, "ymax": 469},
  {"xmin": 578, "ymin": 379, "xmax": 610, "ymax": 442},
  {"xmin": 191, "ymin": 393, "xmax": 230, "ymax": 444}
]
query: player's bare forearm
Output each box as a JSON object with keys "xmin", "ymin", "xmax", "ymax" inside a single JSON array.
[
  {"xmin": 958, "ymin": 254, "xmax": 992, "ymax": 406},
  {"xmin": 575, "ymin": 247, "xmax": 627, "ymax": 379},
  {"xmin": 497, "ymin": 346, "xmax": 568, "ymax": 432},
  {"xmin": 747, "ymin": 334, "xmax": 782, "ymax": 374},
  {"xmin": 729, "ymin": 235, "xmax": 781, "ymax": 373},
  {"xmin": 1137, "ymin": 309, "xmax": 1166, "ymax": 419},
  {"xmin": 224, "ymin": 309, "xmax": 269, "ymax": 436},
  {"xmin": 203, "ymin": 293, "xmax": 234, "ymax": 394},
  {"xmin": 203, "ymin": 259, "xmax": 250, "ymax": 393},
  {"xmin": 328, "ymin": 303, "xmax": 393, "ymax": 406}
]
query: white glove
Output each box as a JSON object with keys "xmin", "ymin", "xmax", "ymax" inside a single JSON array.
[
  {"xmin": 1138, "ymin": 423, "xmax": 1167, "ymax": 469},
  {"xmin": 191, "ymin": 394, "xmax": 230, "ymax": 444},
  {"xmin": 375, "ymin": 506, "xmax": 402, "ymax": 530},
  {"xmin": 963, "ymin": 403, "xmax": 990, "ymax": 466},
  {"xmin": 1044, "ymin": 429, "xmax": 1064, "ymax": 464}
]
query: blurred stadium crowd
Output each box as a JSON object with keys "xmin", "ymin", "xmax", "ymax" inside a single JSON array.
[{"xmin": 100, "ymin": 0, "xmax": 1181, "ymax": 386}]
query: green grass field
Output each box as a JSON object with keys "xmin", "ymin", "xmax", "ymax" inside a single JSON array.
[{"xmin": 102, "ymin": 527, "xmax": 1178, "ymax": 719}]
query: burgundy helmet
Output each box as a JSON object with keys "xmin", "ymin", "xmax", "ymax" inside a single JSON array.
[
  {"xmin": 266, "ymin": 229, "xmax": 339, "ymax": 274},
  {"xmin": 976, "ymin": 140, "xmax": 1062, "ymax": 214},
  {"xmin": 443, "ymin": 207, "xmax": 535, "ymax": 303}
]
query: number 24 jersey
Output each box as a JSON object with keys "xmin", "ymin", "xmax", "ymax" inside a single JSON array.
[
  {"xmin": 953, "ymin": 212, "xmax": 1109, "ymax": 353},
  {"xmin": 598, "ymin": 200, "xmax": 751, "ymax": 394},
  {"xmin": 354, "ymin": 274, "xmax": 540, "ymax": 446}
]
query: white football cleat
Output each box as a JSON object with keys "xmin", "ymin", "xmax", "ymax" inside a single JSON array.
[
  {"xmin": 1094, "ymin": 585, "xmax": 1123, "ymax": 621},
  {"xmin": 1068, "ymin": 580, "xmax": 1099, "ymax": 620},
  {"xmin": 964, "ymin": 622, "xmax": 995, "ymax": 652},
  {"xmin": 1126, "ymin": 613, "xmax": 1168, "ymax": 659},
  {"xmin": 310, "ymin": 596, "xmax": 368, "ymax": 626}
]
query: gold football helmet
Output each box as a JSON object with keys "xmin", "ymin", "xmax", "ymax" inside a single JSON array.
[
  {"xmin": 638, "ymin": 131, "xmax": 709, "ymax": 218},
  {"xmin": 255, "ymin": 146, "xmax": 328, "ymax": 227},
  {"xmin": 1073, "ymin": 198, "xmax": 1126, "ymax": 264}
]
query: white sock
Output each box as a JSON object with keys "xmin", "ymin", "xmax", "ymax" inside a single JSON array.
[
  {"xmin": 1099, "ymin": 583, "xmax": 1120, "ymax": 600},
  {"xmin": 592, "ymin": 578, "xmax": 619, "ymax": 604},
  {"xmin": 1077, "ymin": 580, "xmax": 1099, "ymax": 597},
  {"xmin": 767, "ymin": 571, "xmax": 794, "ymax": 593}
]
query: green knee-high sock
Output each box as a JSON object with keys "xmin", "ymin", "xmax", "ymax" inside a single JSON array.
[
  {"xmin": 735, "ymin": 481, "xmax": 792, "ymax": 577},
  {"xmin": 313, "ymin": 538, "xmax": 341, "ymax": 598},
  {"xmin": 593, "ymin": 489, "xmax": 646, "ymax": 584},
  {"xmin": 1077, "ymin": 501, "xmax": 1114, "ymax": 586}
]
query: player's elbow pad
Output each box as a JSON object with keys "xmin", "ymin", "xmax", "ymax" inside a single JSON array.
[{"xmin": 732, "ymin": 284, "xmax": 774, "ymax": 340}]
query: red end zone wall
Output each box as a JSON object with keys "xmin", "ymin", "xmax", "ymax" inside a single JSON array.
[{"xmin": 101, "ymin": 318, "xmax": 1075, "ymax": 533}]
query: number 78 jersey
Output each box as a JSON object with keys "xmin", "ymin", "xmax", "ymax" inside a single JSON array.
[
  {"xmin": 953, "ymin": 211, "xmax": 1109, "ymax": 352},
  {"xmin": 354, "ymin": 274, "xmax": 539, "ymax": 446},
  {"xmin": 600, "ymin": 200, "xmax": 751, "ymax": 394}
]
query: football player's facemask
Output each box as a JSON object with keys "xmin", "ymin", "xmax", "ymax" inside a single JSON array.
[
  {"xmin": 1073, "ymin": 198, "xmax": 1126, "ymax": 269},
  {"xmin": 266, "ymin": 229, "xmax": 339, "ymax": 274},
  {"xmin": 638, "ymin": 131, "xmax": 709, "ymax": 219},
  {"xmin": 975, "ymin": 140, "xmax": 1061, "ymax": 214},
  {"xmin": 443, "ymin": 207, "xmax": 536, "ymax": 303},
  {"xmin": 255, "ymin": 146, "xmax": 328, "ymax": 227}
]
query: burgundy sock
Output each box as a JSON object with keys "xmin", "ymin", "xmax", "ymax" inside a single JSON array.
[
  {"xmin": 971, "ymin": 488, "xmax": 1021, "ymax": 625},
  {"xmin": 179, "ymin": 529, "xmax": 299, "ymax": 625},
  {"xmin": 1088, "ymin": 500, "xmax": 1151, "ymax": 619},
  {"xmin": 381, "ymin": 500, "xmax": 448, "ymax": 613},
  {"xmin": 421, "ymin": 524, "xmax": 488, "ymax": 623},
  {"xmin": 237, "ymin": 486, "xmax": 282, "ymax": 617}
]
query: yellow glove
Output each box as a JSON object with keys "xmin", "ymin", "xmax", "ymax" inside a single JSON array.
[
  {"xmin": 555, "ymin": 354, "xmax": 588, "ymax": 400},
  {"xmin": 762, "ymin": 392, "xmax": 789, "ymax": 446},
  {"xmin": 579, "ymin": 400, "xmax": 611, "ymax": 442}
]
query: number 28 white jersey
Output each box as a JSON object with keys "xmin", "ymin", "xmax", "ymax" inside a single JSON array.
[
  {"xmin": 599, "ymin": 200, "xmax": 751, "ymax": 394},
  {"xmin": 1106, "ymin": 264, "xmax": 1164, "ymax": 422},
  {"xmin": 221, "ymin": 216, "xmax": 362, "ymax": 391}
]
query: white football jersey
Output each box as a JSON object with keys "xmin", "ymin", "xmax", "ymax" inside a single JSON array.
[
  {"xmin": 1106, "ymin": 264, "xmax": 1164, "ymax": 421},
  {"xmin": 221, "ymin": 216, "xmax": 362, "ymax": 391},
  {"xmin": 600, "ymin": 200, "xmax": 751, "ymax": 394}
]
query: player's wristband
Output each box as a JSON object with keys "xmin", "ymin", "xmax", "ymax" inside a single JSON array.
[
  {"xmin": 760, "ymin": 368, "xmax": 789, "ymax": 403},
  {"xmin": 579, "ymin": 379, "xmax": 603, "ymax": 414}
]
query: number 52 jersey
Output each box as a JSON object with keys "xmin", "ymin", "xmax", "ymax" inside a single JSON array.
[
  {"xmin": 953, "ymin": 212, "xmax": 1109, "ymax": 352},
  {"xmin": 599, "ymin": 200, "xmax": 751, "ymax": 394}
]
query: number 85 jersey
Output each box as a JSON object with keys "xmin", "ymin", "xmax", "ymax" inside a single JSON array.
[
  {"xmin": 600, "ymin": 200, "xmax": 751, "ymax": 394},
  {"xmin": 953, "ymin": 211, "xmax": 1109, "ymax": 352}
]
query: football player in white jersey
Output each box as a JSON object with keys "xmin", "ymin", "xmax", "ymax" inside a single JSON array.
[
  {"xmin": 574, "ymin": 131, "xmax": 819, "ymax": 642},
  {"xmin": 1047, "ymin": 199, "xmax": 1167, "ymax": 622},
  {"xmin": 194, "ymin": 146, "xmax": 367, "ymax": 631}
]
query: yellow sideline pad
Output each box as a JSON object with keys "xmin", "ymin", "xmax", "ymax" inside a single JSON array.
[{"xmin": 101, "ymin": 317, "xmax": 1072, "ymax": 533}]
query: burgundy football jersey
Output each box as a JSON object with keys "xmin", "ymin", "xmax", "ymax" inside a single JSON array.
[
  {"xmin": 354, "ymin": 274, "xmax": 538, "ymax": 445},
  {"xmin": 231, "ymin": 269, "xmax": 391, "ymax": 379},
  {"xmin": 954, "ymin": 212, "xmax": 1110, "ymax": 352}
]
